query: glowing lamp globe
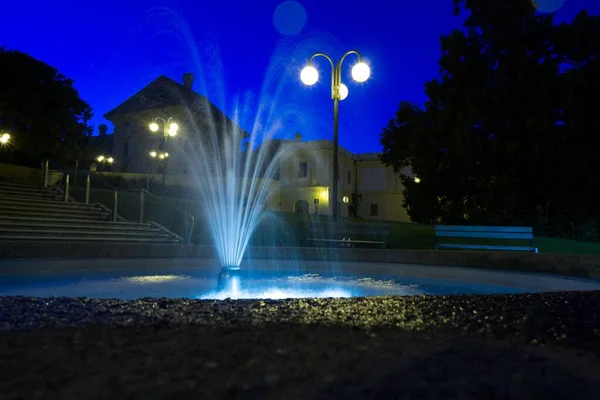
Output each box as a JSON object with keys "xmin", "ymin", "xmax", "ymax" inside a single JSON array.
[
  {"xmin": 97, "ymin": 155, "xmax": 104, "ymax": 162},
  {"xmin": 351, "ymin": 62, "xmax": 370, "ymax": 83},
  {"xmin": 0, "ymin": 133, "xmax": 9, "ymax": 144},
  {"xmin": 149, "ymin": 122, "xmax": 159, "ymax": 132},
  {"xmin": 168, "ymin": 123, "xmax": 178, "ymax": 137},
  {"xmin": 107, "ymin": 157, "xmax": 114, "ymax": 164},
  {"xmin": 149, "ymin": 151, "xmax": 157, "ymax": 158},
  {"xmin": 300, "ymin": 65, "xmax": 319, "ymax": 85},
  {"xmin": 339, "ymin": 83, "xmax": 349, "ymax": 101}
]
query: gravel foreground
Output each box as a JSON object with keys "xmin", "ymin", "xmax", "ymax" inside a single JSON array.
[{"xmin": 1, "ymin": 291, "xmax": 599, "ymax": 399}]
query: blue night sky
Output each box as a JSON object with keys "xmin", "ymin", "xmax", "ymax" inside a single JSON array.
[{"xmin": 1, "ymin": 0, "xmax": 597, "ymax": 154}]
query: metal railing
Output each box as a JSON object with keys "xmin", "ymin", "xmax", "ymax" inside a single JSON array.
[
  {"xmin": 139, "ymin": 188, "xmax": 195, "ymax": 244},
  {"xmin": 43, "ymin": 159, "xmax": 120, "ymax": 222},
  {"xmin": 41, "ymin": 159, "xmax": 195, "ymax": 243}
]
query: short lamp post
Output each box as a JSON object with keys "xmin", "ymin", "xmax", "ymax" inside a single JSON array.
[
  {"xmin": 96, "ymin": 154, "xmax": 114, "ymax": 171},
  {"xmin": 149, "ymin": 117, "xmax": 178, "ymax": 186},
  {"xmin": 149, "ymin": 150, "xmax": 169, "ymax": 187},
  {"xmin": 300, "ymin": 51, "xmax": 370, "ymax": 223}
]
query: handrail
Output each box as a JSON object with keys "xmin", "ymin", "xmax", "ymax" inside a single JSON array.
[
  {"xmin": 42, "ymin": 159, "xmax": 121, "ymax": 221},
  {"xmin": 42, "ymin": 159, "xmax": 74, "ymax": 202},
  {"xmin": 41, "ymin": 159, "xmax": 194, "ymax": 242},
  {"xmin": 139, "ymin": 188, "xmax": 195, "ymax": 244}
]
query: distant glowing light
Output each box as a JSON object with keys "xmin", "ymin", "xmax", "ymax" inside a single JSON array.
[
  {"xmin": 414, "ymin": 176, "xmax": 421, "ymax": 183},
  {"xmin": 0, "ymin": 133, "xmax": 10, "ymax": 144},
  {"xmin": 352, "ymin": 62, "xmax": 370, "ymax": 83},
  {"xmin": 342, "ymin": 196, "xmax": 350, "ymax": 204},
  {"xmin": 168, "ymin": 123, "xmax": 178, "ymax": 136},
  {"xmin": 159, "ymin": 153, "xmax": 165, "ymax": 160},
  {"xmin": 96, "ymin": 155, "xmax": 104, "ymax": 162},
  {"xmin": 125, "ymin": 275, "xmax": 188, "ymax": 283},
  {"xmin": 149, "ymin": 151, "xmax": 157, "ymax": 158},
  {"xmin": 273, "ymin": 1, "xmax": 307, "ymax": 36},
  {"xmin": 164, "ymin": 152, "xmax": 169, "ymax": 158},
  {"xmin": 339, "ymin": 83, "xmax": 348, "ymax": 100},
  {"xmin": 149, "ymin": 122, "xmax": 159, "ymax": 132},
  {"xmin": 300, "ymin": 65, "xmax": 319, "ymax": 85},
  {"xmin": 107, "ymin": 157, "xmax": 114, "ymax": 164}
]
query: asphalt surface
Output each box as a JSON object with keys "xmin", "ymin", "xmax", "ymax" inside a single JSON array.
[{"xmin": 1, "ymin": 291, "xmax": 599, "ymax": 399}]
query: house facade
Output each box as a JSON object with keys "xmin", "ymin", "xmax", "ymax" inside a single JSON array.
[
  {"xmin": 101, "ymin": 75, "xmax": 410, "ymax": 223},
  {"xmin": 273, "ymin": 138, "xmax": 410, "ymax": 222},
  {"xmin": 103, "ymin": 74, "xmax": 246, "ymax": 177}
]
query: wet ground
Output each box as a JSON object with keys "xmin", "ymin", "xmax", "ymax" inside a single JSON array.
[{"xmin": 1, "ymin": 291, "xmax": 599, "ymax": 399}]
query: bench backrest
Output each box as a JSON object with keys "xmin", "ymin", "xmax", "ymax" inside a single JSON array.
[{"xmin": 435, "ymin": 225, "xmax": 533, "ymax": 240}]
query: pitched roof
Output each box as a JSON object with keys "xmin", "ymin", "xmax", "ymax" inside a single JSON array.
[{"xmin": 103, "ymin": 75, "xmax": 226, "ymax": 121}]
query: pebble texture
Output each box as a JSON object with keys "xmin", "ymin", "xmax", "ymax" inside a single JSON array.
[{"xmin": 1, "ymin": 291, "xmax": 599, "ymax": 399}]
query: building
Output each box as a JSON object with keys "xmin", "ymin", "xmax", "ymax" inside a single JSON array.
[
  {"xmin": 103, "ymin": 73, "xmax": 247, "ymax": 176},
  {"xmin": 273, "ymin": 138, "xmax": 410, "ymax": 222},
  {"xmin": 101, "ymin": 75, "xmax": 410, "ymax": 222}
]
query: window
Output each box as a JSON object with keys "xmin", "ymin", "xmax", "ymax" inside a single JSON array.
[
  {"xmin": 347, "ymin": 170, "xmax": 352, "ymax": 184},
  {"xmin": 298, "ymin": 162, "xmax": 307, "ymax": 177},
  {"xmin": 370, "ymin": 203, "xmax": 379, "ymax": 217},
  {"xmin": 123, "ymin": 142, "xmax": 130, "ymax": 157}
]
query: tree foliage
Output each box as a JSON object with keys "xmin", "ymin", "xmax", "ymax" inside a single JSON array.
[
  {"xmin": 380, "ymin": 0, "xmax": 600, "ymax": 239},
  {"xmin": 0, "ymin": 48, "xmax": 93, "ymax": 167}
]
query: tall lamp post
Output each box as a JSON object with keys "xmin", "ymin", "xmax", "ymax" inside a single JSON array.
[
  {"xmin": 149, "ymin": 117, "xmax": 178, "ymax": 186},
  {"xmin": 300, "ymin": 50, "xmax": 370, "ymax": 223}
]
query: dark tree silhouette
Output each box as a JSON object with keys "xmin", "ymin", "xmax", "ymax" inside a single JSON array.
[
  {"xmin": 0, "ymin": 48, "xmax": 93, "ymax": 167},
  {"xmin": 380, "ymin": 0, "xmax": 600, "ymax": 240}
]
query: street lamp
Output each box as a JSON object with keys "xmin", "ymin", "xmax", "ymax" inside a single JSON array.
[
  {"xmin": 300, "ymin": 50, "xmax": 370, "ymax": 223},
  {"xmin": 149, "ymin": 117, "xmax": 178, "ymax": 186},
  {"xmin": 0, "ymin": 132, "xmax": 10, "ymax": 145},
  {"xmin": 149, "ymin": 150, "xmax": 169, "ymax": 160},
  {"xmin": 96, "ymin": 154, "xmax": 114, "ymax": 171}
]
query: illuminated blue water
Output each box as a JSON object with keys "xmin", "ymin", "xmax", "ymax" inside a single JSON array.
[{"xmin": 0, "ymin": 268, "xmax": 529, "ymax": 300}]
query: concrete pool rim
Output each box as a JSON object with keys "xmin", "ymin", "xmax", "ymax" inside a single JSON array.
[
  {"xmin": 1, "ymin": 241, "xmax": 600, "ymax": 280},
  {"xmin": 1, "ymin": 258, "xmax": 600, "ymax": 294}
]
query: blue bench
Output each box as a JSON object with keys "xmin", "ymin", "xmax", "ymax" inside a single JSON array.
[{"xmin": 435, "ymin": 225, "xmax": 538, "ymax": 253}]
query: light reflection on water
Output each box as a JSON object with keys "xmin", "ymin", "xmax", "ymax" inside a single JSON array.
[{"xmin": 0, "ymin": 271, "xmax": 528, "ymax": 300}]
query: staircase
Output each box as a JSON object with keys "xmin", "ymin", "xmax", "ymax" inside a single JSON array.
[{"xmin": 0, "ymin": 182, "xmax": 181, "ymax": 243}]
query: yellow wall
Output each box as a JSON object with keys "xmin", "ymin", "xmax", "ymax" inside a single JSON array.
[
  {"xmin": 277, "ymin": 143, "xmax": 410, "ymax": 221},
  {"xmin": 280, "ymin": 185, "xmax": 330, "ymax": 215},
  {"xmin": 359, "ymin": 193, "xmax": 409, "ymax": 222}
]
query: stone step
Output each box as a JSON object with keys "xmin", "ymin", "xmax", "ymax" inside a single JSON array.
[
  {"xmin": 0, "ymin": 221, "xmax": 157, "ymax": 232},
  {"xmin": 0, "ymin": 203, "xmax": 103, "ymax": 215},
  {"xmin": 0, "ymin": 228, "xmax": 170, "ymax": 239},
  {"xmin": 0, "ymin": 188, "xmax": 62, "ymax": 200},
  {"xmin": 0, "ymin": 198, "xmax": 96, "ymax": 210},
  {"xmin": 0, "ymin": 215, "xmax": 147, "ymax": 226},
  {"xmin": 0, "ymin": 234, "xmax": 180, "ymax": 243},
  {"xmin": 0, "ymin": 181, "xmax": 44, "ymax": 190},
  {"xmin": 0, "ymin": 210, "xmax": 109, "ymax": 221},
  {"xmin": 0, "ymin": 184, "xmax": 55, "ymax": 194}
]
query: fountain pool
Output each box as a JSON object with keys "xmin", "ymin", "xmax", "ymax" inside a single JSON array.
[{"xmin": 1, "ymin": 258, "xmax": 598, "ymax": 300}]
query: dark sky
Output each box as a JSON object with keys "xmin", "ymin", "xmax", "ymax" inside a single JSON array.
[{"xmin": 1, "ymin": 0, "xmax": 597, "ymax": 154}]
